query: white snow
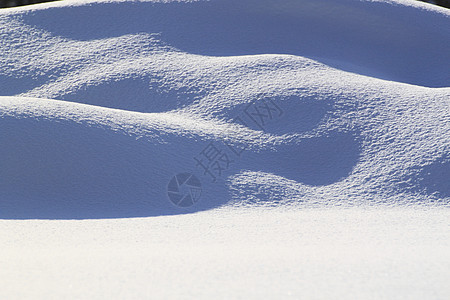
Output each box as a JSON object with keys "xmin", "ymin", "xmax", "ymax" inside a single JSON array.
[
  {"xmin": 1, "ymin": 208, "xmax": 450, "ymax": 299},
  {"xmin": 0, "ymin": 0, "xmax": 449, "ymax": 298}
]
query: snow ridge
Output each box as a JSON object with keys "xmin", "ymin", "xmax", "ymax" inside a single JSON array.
[{"xmin": 0, "ymin": 0, "xmax": 449, "ymax": 219}]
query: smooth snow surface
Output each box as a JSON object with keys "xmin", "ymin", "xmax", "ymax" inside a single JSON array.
[
  {"xmin": 0, "ymin": 0, "xmax": 449, "ymax": 298},
  {"xmin": 1, "ymin": 208, "xmax": 449, "ymax": 299}
]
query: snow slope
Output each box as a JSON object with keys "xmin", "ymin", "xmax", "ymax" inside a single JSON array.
[
  {"xmin": 0, "ymin": 0, "xmax": 449, "ymax": 298},
  {"xmin": 1, "ymin": 0, "xmax": 449, "ymax": 218}
]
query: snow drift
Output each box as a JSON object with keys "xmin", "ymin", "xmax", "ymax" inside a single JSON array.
[{"xmin": 0, "ymin": 0, "xmax": 449, "ymax": 219}]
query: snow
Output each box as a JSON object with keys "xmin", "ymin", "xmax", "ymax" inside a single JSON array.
[
  {"xmin": 1, "ymin": 208, "xmax": 450, "ymax": 299},
  {"xmin": 0, "ymin": 0, "xmax": 449, "ymax": 298}
]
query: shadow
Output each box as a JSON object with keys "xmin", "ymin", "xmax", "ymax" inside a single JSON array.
[
  {"xmin": 0, "ymin": 113, "xmax": 228, "ymax": 219},
  {"xmin": 0, "ymin": 108, "xmax": 360, "ymax": 219},
  {"xmin": 418, "ymin": 157, "xmax": 450, "ymax": 198},
  {"xmin": 243, "ymin": 132, "xmax": 361, "ymax": 186},
  {"xmin": 21, "ymin": 0, "xmax": 450, "ymax": 87},
  {"xmin": 410, "ymin": 155, "xmax": 450, "ymax": 200},
  {"xmin": 394, "ymin": 154, "xmax": 450, "ymax": 202},
  {"xmin": 59, "ymin": 76, "xmax": 196, "ymax": 113},
  {"xmin": 0, "ymin": 75, "xmax": 44, "ymax": 96},
  {"xmin": 223, "ymin": 94, "xmax": 332, "ymax": 135}
]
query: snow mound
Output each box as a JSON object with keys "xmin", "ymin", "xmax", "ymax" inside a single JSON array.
[{"xmin": 0, "ymin": 0, "xmax": 449, "ymax": 219}]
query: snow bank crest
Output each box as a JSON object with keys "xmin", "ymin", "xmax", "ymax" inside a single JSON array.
[{"xmin": 0, "ymin": 0, "xmax": 449, "ymax": 218}]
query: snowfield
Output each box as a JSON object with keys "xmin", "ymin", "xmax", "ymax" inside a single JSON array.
[{"xmin": 0, "ymin": 0, "xmax": 449, "ymax": 298}]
